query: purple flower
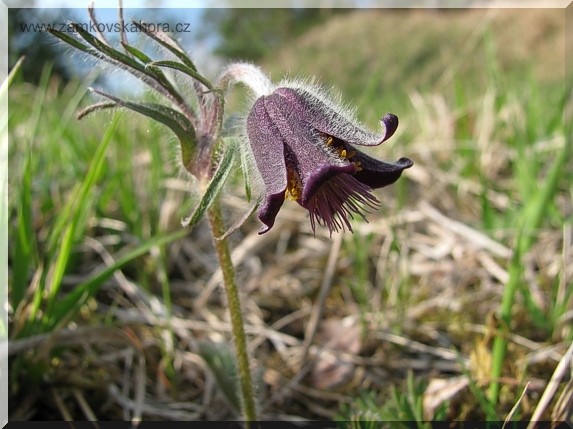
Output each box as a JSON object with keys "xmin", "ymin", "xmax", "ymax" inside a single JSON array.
[
  {"xmin": 218, "ymin": 64, "xmax": 413, "ymax": 235},
  {"xmin": 246, "ymin": 86, "xmax": 413, "ymax": 235}
]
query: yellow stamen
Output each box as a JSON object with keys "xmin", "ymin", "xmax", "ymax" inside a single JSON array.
[
  {"xmin": 353, "ymin": 161, "xmax": 362, "ymax": 172},
  {"xmin": 334, "ymin": 147, "xmax": 356, "ymax": 160},
  {"xmin": 285, "ymin": 175, "xmax": 302, "ymax": 200},
  {"xmin": 326, "ymin": 136, "xmax": 333, "ymax": 146}
]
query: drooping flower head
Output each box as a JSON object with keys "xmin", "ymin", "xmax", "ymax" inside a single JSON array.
[{"xmin": 219, "ymin": 64, "xmax": 413, "ymax": 235}]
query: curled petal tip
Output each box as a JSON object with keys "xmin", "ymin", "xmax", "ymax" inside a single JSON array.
[
  {"xmin": 380, "ymin": 113, "xmax": 399, "ymax": 142},
  {"xmin": 256, "ymin": 191, "xmax": 286, "ymax": 235},
  {"xmin": 396, "ymin": 157, "xmax": 414, "ymax": 168}
]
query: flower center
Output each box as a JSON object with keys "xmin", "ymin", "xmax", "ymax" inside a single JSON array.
[
  {"xmin": 325, "ymin": 135, "xmax": 362, "ymax": 171},
  {"xmin": 285, "ymin": 168, "xmax": 303, "ymax": 201}
]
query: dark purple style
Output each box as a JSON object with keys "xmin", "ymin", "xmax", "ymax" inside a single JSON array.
[{"xmin": 247, "ymin": 86, "xmax": 413, "ymax": 235}]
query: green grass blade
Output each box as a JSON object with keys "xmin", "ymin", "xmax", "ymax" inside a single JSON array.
[
  {"xmin": 23, "ymin": 180, "xmax": 85, "ymax": 335},
  {"xmin": 197, "ymin": 341, "xmax": 241, "ymax": 413},
  {"xmin": 4, "ymin": 56, "xmax": 25, "ymax": 90},
  {"xmin": 489, "ymin": 134, "xmax": 570, "ymax": 404},
  {"xmin": 27, "ymin": 64, "xmax": 52, "ymax": 148},
  {"xmin": 3, "ymin": 57, "xmax": 27, "ymax": 338},
  {"xmin": 48, "ymin": 228, "xmax": 189, "ymax": 331},
  {"xmin": 6, "ymin": 57, "xmax": 31, "ymax": 312},
  {"xmin": 488, "ymin": 241, "xmax": 522, "ymax": 408},
  {"xmin": 11, "ymin": 151, "xmax": 35, "ymax": 312},
  {"xmin": 43, "ymin": 181, "xmax": 81, "ymax": 267},
  {"xmin": 12, "ymin": 64, "xmax": 53, "ymax": 332},
  {"xmin": 521, "ymin": 133, "xmax": 570, "ymax": 252},
  {"xmin": 456, "ymin": 353, "xmax": 499, "ymax": 420},
  {"xmin": 45, "ymin": 117, "xmax": 119, "ymax": 316}
]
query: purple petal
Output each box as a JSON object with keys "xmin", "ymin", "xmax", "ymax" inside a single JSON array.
[
  {"xmin": 301, "ymin": 163, "xmax": 356, "ymax": 207},
  {"xmin": 353, "ymin": 153, "xmax": 413, "ymax": 189},
  {"xmin": 257, "ymin": 190, "xmax": 286, "ymax": 235},
  {"xmin": 246, "ymin": 95, "xmax": 288, "ymax": 196},
  {"xmin": 274, "ymin": 87, "xmax": 397, "ymax": 146}
]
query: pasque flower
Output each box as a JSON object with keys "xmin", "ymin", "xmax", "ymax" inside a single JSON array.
[
  {"xmin": 50, "ymin": 9, "xmax": 413, "ymax": 421},
  {"xmin": 222, "ymin": 64, "xmax": 413, "ymax": 235}
]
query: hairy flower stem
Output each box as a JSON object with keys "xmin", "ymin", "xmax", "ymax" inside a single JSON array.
[{"xmin": 207, "ymin": 199, "xmax": 257, "ymax": 424}]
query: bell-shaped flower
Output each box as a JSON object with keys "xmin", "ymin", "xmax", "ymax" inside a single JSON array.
[
  {"xmin": 219, "ymin": 64, "xmax": 413, "ymax": 235},
  {"xmin": 247, "ymin": 84, "xmax": 413, "ymax": 235}
]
